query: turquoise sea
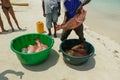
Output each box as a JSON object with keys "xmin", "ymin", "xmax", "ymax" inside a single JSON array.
[
  {"xmin": 84, "ymin": 0, "xmax": 120, "ymax": 44},
  {"xmin": 91, "ymin": 0, "xmax": 120, "ymax": 14}
]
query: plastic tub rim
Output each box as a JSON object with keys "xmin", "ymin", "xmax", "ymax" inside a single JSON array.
[
  {"xmin": 60, "ymin": 39, "xmax": 95, "ymax": 58},
  {"xmin": 10, "ymin": 33, "xmax": 54, "ymax": 55}
]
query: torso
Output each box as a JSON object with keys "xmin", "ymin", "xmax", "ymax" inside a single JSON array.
[
  {"xmin": 44, "ymin": 0, "xmax": 59, "ymax": 14},
  {"xmin": 64, "ymin": 0, "xmax": 82, "ymax": 20},
  {"xmin": 1, "ymin": 0, "xmax": 11, "ymax": 7}
]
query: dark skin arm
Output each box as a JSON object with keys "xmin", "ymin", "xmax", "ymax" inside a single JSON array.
[
  {"xmin": 76, "ymin": 0, "xmax": 91, "ymax": 14},
  {"xmin": 42, "ymin": 0, "xmax": 46, "ymax": 17},
  {"xmin": 58, "ymin": 2, "xmax": 61, "ymax": 17}
]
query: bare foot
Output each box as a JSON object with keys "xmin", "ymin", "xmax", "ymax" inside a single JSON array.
[
  {"xmin": 12, "ymin": 29, "xmax": 15, "ymax": 32},
  {"xmin": 48, "ymin": 33, "xmax": 51, "ymax": 36},
  {"xmin": 18, "ymin": 27, "xmax": 22, "ymax": 30},
  {"xmin": 54, "ymin": 34, "xmax": 57, "ymax": 38},
  {"xmin": 2, "ymin": 29, "xmax": 8, "ymax": 32}
]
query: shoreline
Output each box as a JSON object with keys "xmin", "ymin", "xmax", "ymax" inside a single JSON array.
[{"xmin": 84, "ymin": 1, "xmax": 120, "ymax": 44}]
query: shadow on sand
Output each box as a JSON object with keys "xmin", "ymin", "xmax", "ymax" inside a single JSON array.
[
  {"xmin": 22, "ymin": 49, "xmax": 59, "ymax": 72},
  {"xmin": 0, "ymin": 69, "xmax": 24, "ymax": 80},
  {"xmin": 1, "ymin": 28, "xmax": 27, "ymax": 35},
  {"xmin": 64, "ymin": 54, "xmax": 96, "ymax": 71}
]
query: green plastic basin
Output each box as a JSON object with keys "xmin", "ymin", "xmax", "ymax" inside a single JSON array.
[
  {"xmin": 10, "ymin": 33, "xmax": 54, "ymax": 65},
  {"xmin": 60, "ymin": 39, "xmax": 95, "ymax": 65}
]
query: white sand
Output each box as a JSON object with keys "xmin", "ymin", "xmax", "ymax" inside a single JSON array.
[
  {"xmin": 84, "ymin": 0, "xmax": 120, "ymax": 44},
  {"xmin": 0, "ymin": 0, "xmax": 120, "ymax": 80}
]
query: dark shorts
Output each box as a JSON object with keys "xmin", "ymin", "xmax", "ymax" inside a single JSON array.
[{"xmin": 61, "ymin": 24, "xmax": 85, "ymax": 41}]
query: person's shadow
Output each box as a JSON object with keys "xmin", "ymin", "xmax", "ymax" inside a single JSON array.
[
  {"xmin": 0, "ymin": 70, "xmax": 24, "ymax": 80},
  {"xmin": 22, "ymin": 49, "xmax": 59, "ymax": 71},
  {"xmin": 1, "ymin": 28, "xmax": 27, "ymax": 35},
  {"xmin": 64, "ymin": 54, "xmax": 96, "ymax": 71}
]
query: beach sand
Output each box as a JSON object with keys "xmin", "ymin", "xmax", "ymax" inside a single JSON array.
[
  {"xmin": 0, "ymin": 0, "xmax": 120, "ymax": 80},
  {"xmin": 84, "ymin": 0, "xmax": 120, "ymax": 44}
]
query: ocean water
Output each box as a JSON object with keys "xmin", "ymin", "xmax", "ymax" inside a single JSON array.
[
  {"xmin": 84, "ymin": 0, "xmax": 120, "ymax": 44},
  {"xmin": 91, "ymin": 0, "xmax": 120, "ymax": 14}
]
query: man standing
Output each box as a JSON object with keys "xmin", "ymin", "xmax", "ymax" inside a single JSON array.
[
  {"xmin": 61, "ymin": 0, "xmax": 91, "ymax": 41},
  {"xmin": 42, "ymin": 0, "xmax": 61, "ymax": 38}
]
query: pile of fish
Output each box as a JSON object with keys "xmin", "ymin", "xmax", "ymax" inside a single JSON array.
[
  {"xmin": 22, "ymin": 38, "xmax": 48, "ymax": 53},
  {"xmin": 55, "ymin": 8, "xmax": 86, "ymax": 30},
  {"xmin": 66, "ymin": 43, "xmax": 87, "ymax": 56}
]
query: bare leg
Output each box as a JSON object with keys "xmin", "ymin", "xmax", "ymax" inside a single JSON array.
[
  {"xmin": 9, "ymin": 8, "xmax": 22, "ymax": 30},
  {"xmin": 0, "ymin": 23, "xmax": 8, "ymax": 32},
  {"xmin": 53, "ymin": 22, "xmax": 57, "ymax": 38},
  {"xmin": 2, "ymin": 8, "xmax": 14, "ymax": 32},
  {"xmin": 0, "ymin": 15, "xmax": 8, "ymax": 32},
  {"xmin": 47, "ymin": 28, "xmax": 51, "ymax": 36}
]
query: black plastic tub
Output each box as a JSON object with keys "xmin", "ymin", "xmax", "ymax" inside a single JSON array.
[{"xmin": 60, "ymin": 39, "xmax": 95, "ymax": 65}]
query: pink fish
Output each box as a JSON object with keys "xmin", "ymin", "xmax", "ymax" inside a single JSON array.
[{"xmin": 56, "ymin": 8, "xmax": 86, "ymax": 30}]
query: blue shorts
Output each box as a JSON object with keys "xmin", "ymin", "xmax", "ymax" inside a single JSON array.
[{"xmin": 46, "ymin": 7, "xmax": 58, "ymax": 28}]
